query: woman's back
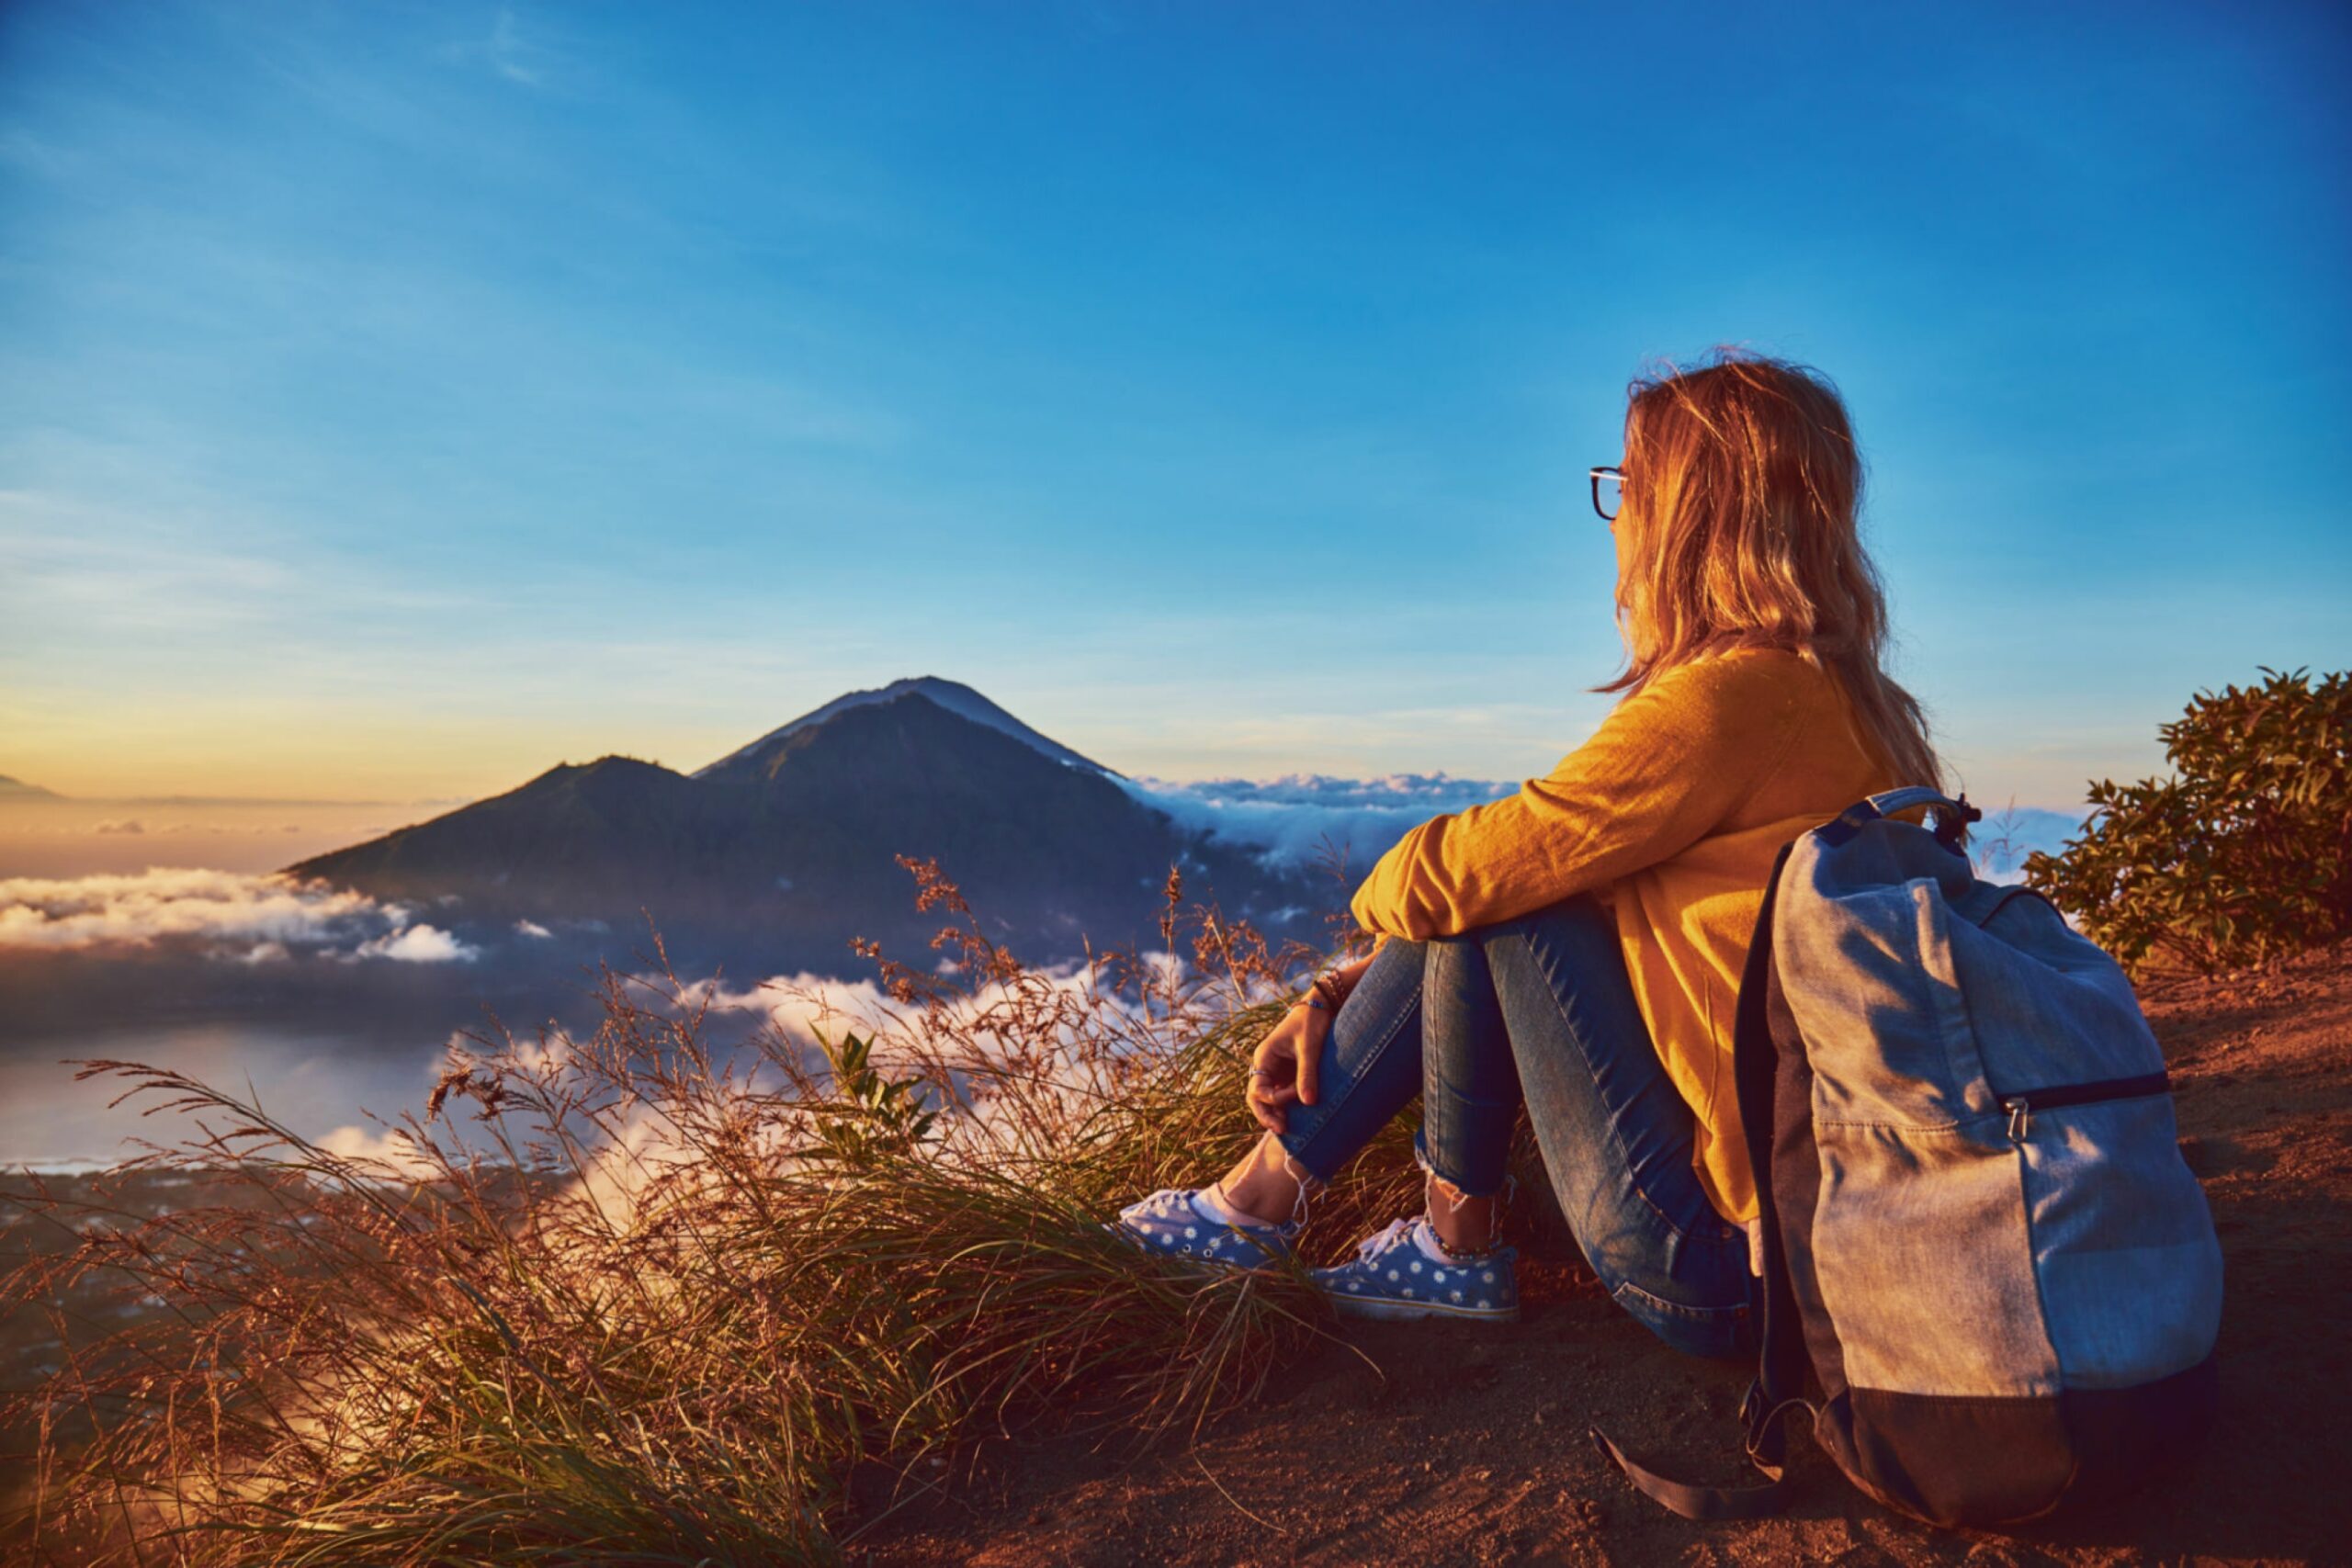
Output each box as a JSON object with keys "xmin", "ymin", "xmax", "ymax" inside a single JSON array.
[
  {"xmin": 1603, "ymin": 646, "xmax": 1898, "ymax": 1224},
  {"xmin": 1351, "ymin": 643, "xmax": 1899, "ymax": 1223}
]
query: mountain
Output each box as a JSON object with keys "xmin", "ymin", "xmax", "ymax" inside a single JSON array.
[
  {"xmin": 0, "ymin": 774, "xmax": 62, "ymax": 798},
  {"xmin": 695, "ymin": 676, "xmax": 1117, "ymax": 780},
  {"xmin": 289, "ymin": 687, "xmax": 1325, "ymax": 973}
]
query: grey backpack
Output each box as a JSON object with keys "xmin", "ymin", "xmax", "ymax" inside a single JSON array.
[{"xmin": 1600, "ymin": 787, "xmax": 2223, "ymax": 1526}]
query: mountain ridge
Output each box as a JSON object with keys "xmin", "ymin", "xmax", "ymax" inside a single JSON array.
[
  {"xmin": 694, "ymin": 676, "xmax": 1117, "ymax": 782},
  {"xmin": 288, "ymin": 687, "xmax": 1319, "ymax": 973}
]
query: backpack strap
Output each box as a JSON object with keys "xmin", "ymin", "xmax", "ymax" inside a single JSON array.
[
  {"xmin": 1735, "ymin": 840, "xmax": 1814, "ymax": 1416},
  {"xmin": 1589, "ymin": 1391, "xmax": 1814, "ymax": 1519},
  {"xmin": 1591, "ymin": 840, "xmax": 1815, "ymax": 1519}
]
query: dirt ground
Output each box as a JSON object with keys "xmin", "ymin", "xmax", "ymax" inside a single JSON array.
[{"xmin": 855, "ymin": 940, "xmax": 2352, "ymax": 1567}]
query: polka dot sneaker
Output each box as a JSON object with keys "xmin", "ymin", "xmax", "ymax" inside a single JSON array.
[
  {"xmin": 1113, "ymin": 1188, "xmax": 1299, "ymax": 1269},
  {"xmin": 1311, "ymin": 1216, "xmax": 1520, "ymax": 1323}
]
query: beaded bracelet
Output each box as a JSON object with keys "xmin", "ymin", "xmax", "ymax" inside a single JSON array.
[{"xmin": 1310, "ymin": 970, "xmax": 1350, "ymax": 1013}]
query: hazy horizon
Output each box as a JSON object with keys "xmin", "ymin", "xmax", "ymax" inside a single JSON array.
[{"xmin": 2, "ymin": 668, "xmax": 2105, "ymax": 888}]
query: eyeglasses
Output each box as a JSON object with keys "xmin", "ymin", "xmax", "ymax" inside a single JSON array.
[{"xmin": 1589, "ymin": 464, "xmax": 1624, "ymax": 524}]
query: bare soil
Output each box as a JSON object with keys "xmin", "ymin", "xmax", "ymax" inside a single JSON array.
[{"xmin": 856, "ymin": 940, "xmax": 2352, "ymax": 1567}]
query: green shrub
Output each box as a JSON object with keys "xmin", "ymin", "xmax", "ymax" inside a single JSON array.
[{"xmin": 2024, "ymin": 667, "xmax": 2351, "ymax": 976}]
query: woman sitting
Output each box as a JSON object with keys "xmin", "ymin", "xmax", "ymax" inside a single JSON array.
[{"xmin": 1116, "ymin": 350, "xmax": 1946, "ymax": 1360}]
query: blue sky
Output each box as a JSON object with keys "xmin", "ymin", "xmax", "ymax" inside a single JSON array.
[{"xmin": 3, "ymin": 0, "xmax": 2346, "ymax": 805}]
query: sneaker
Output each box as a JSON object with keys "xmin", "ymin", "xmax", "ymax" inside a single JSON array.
[
  {"xmin": 1112, "ymin": 1188, "xmax": 1298, "ymax": 1269},
  {"xmin": 1311, "ymin": 1216, "xmax": 1520, "ymax": 1322}
]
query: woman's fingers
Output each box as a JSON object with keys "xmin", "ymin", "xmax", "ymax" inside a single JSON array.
[
  {"xmin": 1295, "ymin": 1009, "xmax": 1328, "ymax": 1106},
  {"xmin": 1250, "ymin": 1062, "xmax": 1288, "ymax": 1133},
  {"xmin": 1247, "ymin": 1007, "xmax": 1318, "ymax": 1132}
]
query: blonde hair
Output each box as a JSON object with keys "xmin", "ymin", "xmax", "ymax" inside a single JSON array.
[{"xmin": 1604, "ymin": 349, "xmax": 1946, "ymax": 795}]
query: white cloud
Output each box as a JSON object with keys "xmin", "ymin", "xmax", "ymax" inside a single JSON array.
[
  {"xmin": 486, "ymin": 10, "xmax": 541, "ymax": 85},
  {"xmin": 0, "ymin": 130, "xmax": 81, "ymax": 181},
  {"xmin": 656, "ymin": 947, "xmax": 1286, "ymax": 1176},
  {"xmin": 684, "ymin": 971, "xmax": 897, "ymax": 1043},
  {"xmin": 686, "ymin": 946, "xmax": 1249, "ymax": 1072},
  {"xmin": 316, "ymin": 1122, "xmax": 441, "ymax": 1179},
  {"xmin": 1123, "ymin": 773, "xmax": 1519, "ymax": 867},
  {"xmin": 441, "ymin": 6, "xmax": 571, "ymax": 92},
  {"xmin": 0, "ymin": 867, "xmax": 474, "ymax": 962},
  {"xmin": 354, "ymin": 924, "xmax": 480, "ymax": 964},
  {"xmin": 514, "ymin": 919, "xmax": 554, "ymax": 939}
]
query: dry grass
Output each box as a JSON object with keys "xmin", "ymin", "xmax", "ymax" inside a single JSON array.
[{"xmin": 0, "ymin": 861, "xmax": 1434, "ymax": 1564}]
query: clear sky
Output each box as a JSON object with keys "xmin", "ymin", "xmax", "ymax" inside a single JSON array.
[{"xmin": 4, "ymin": 0, "xmax": 2346, "ymax": 807}]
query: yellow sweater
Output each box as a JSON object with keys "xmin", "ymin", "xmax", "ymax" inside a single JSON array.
[{"xmin": 1349, "ymin": 647, "xmax": 1897, "ymax": 1225}]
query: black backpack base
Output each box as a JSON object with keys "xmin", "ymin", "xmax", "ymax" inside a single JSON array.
[{"xmin": 1821, "ymin": 1351, "xmax": 2220, "ymax": 1528}]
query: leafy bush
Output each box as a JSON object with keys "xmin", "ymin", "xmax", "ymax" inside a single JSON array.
[
  {"xmin": 1, "ymin": 863, "xmax": 1439, "ymax": 1565},
  {"xmin": 2025, "ymin": 667, "xmax": 2351, "ymax": 976}
]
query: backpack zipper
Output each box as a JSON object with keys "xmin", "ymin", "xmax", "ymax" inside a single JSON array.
[{"xmin": 2000, "ymin": 1070, "xmax": 2172, "ymax": 1142}]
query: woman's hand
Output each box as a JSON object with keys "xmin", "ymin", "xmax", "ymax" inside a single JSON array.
[{"xmin": 1246, "ymin": 998, "xmax": 1331, "ymax": 1135}]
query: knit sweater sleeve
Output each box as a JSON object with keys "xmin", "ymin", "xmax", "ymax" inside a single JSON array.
[{"xmin": 1349, "ymin": 655, "xmax": 1805, "ymax": 940}]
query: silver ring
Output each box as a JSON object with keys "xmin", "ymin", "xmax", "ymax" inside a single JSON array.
[{"xmin": 1247, "ymin": 1067, "xmax": 1272, "ymax": 1079}]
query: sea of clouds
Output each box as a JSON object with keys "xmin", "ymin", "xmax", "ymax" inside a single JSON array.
[
  {"xmin": 0, "ymin": 788, "xmax": 2090, "ymax": 973},
  {"xmin": 0, "ymin": 867, "xmax": 481, "ymax": 963},
  {"xmin": 0, "ymin": 790, "xmax": 2092, "ymax": 1169},
  {"xmin": 1125, "ymin": 774, "xmax": 2086, "ymax": 886},
  {"xmin": 1123, "ymin": 772, "xmax": 1521, "ymax": 868},
  {"xmin": 0, "ymin": 791, "xmax": 2090, "ymax": 969}
]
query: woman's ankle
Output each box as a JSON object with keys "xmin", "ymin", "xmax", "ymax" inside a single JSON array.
[
  {"xmin": 1419, "ymin": 1214, "xmax": 1500, "ymax": 1263},
  {"xmin": 1194, "ymin": 1182, "xmax": 1274, "ymax": 1231},
  {"xmin": 1424, "ymin": 1172, "xmax": 1503, "ymax": 1257},
  {"xmin": 1217, "ymin": 1134, "xmax": 1310, "ymax": 1226}
]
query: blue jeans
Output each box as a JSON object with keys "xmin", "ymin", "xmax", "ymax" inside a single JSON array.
[{"xmin": 1275, "ymin": 895, "xmax": 1758, "ymax": 1360}]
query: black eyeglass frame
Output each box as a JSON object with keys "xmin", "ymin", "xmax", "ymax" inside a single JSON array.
[{"xmin": 1589, "ymin": 464, "xmax": 1625, "ymax": 523}]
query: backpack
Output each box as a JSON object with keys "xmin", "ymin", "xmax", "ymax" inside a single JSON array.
[{"xmin": 1597, "ymin": 786, "xmax": 2224, "ymax": 1527}]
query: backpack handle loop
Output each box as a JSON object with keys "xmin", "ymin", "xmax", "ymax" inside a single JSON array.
[
  {"xmin": 1862, "ymin": 784, "xmax": 1965, "ymax": 819},
  {"xmin": 1819, "ymin": 787, "xmax": 1982, "ymax": 853}
]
